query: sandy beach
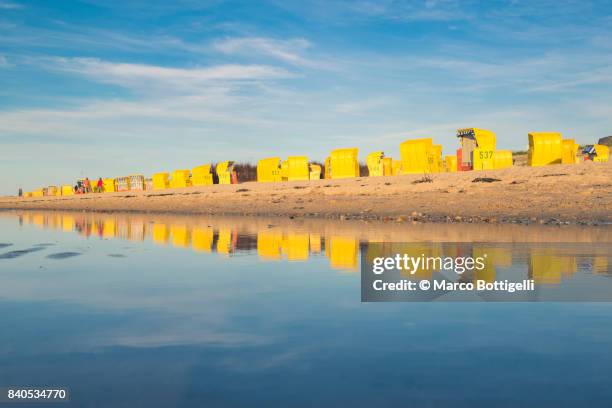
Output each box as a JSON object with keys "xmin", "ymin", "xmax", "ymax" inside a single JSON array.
[{"xmin": 2, "ymin": 161, "xmax": 611, "ymax": 225}]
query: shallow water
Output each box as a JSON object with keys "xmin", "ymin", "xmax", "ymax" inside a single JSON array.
[{"xmin": 0, "ymin": 210, "xmax": 611, "ymax": 407}]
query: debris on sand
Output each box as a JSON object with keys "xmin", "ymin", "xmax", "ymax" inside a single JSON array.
[{"xmin": 472, "ymin": 177, "xmax": 501, "ymax": 183}]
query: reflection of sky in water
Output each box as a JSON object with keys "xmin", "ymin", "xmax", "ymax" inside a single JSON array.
[{"xmin": 0, "ymin": 213, "xmax": 612, "ymax": 407}]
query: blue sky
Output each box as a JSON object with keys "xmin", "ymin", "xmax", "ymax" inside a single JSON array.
[{"xmin": 1, "ymin": 0, "xmax": 611, "ymax": 193}]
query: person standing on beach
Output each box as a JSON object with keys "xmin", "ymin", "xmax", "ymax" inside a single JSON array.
[
  {"xmin": 18, "ymin": 188, "xmax": 22, "ymax": 197},
  {"xmin": 96, "ymin": 178, "xmax": 104, "ymax": 193},
  {"xmin": 84, "ymin": 177, "xmax": 91, "ymax": 193}
]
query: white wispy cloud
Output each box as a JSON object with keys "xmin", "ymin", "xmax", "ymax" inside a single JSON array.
[
  {"xmin": 43, "ymin": 57, "xmax": 293, "ymax": 91},
  {"xmin": 214, "ymin": 37, "xmax": 324, "ymax": 68},
  {"xmin": 343, "ymin": 47, "xmax": 612, "ymax": 94},
  {"xmin": 0, "ymin": 21, "xmax": 235, "ymax": 58}
]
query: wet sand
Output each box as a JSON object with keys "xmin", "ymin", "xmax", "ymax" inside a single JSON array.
[{"xmin": 1, "ymin": 161, "xmax": 611, "ymax": 225}]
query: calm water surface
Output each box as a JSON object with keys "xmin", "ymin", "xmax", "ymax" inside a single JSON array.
[{"xmin": 0, "ymin": 211, "xmax": 611, "ymax": 407}]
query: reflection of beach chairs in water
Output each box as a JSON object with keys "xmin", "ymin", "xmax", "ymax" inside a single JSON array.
[
  {"xmin": 471, "ymin": 245, "xmax": 514, "ymax": 283},
  {"xmin": 258, "ymin": 231, "xmax": 283, "ymax": 260},
  {"xmin": 529, "ymin": 250, "xmax": 577, "ymax": 284},
  {"xmin": 61, "ymin": 216, "xmax": 75, "ymax": 232},
  {"xmin": 152, "ymin": 223, "xmax": 169, "ymax": 244},
  {"xmin": 592, "ymin": 257, "xmax": 609, "ymax": 275},
  {"xmin": 216, "ymin": 228, "xmax": 237, "ymax": 255},
  {"xmin": 281, "ymin": 233, "xmax": 309, "ymax": 261},
  {"xmin": 192, "ymin": 227, "xmax": 214, "ymax": 252},
  {"xmin": 117, "ymin": 219, "xmax": 130, "ymax": 240},
  {"xmin": 171, "ymin": 225, "xmax": 190, "ymax": 247},
  {"xmin": 309, "ymin": 234, "xmax": 321, "ymax": 253},
  {"xmin": 129, "ymin": 221, "xmax": 146, "ymax": 241},
  {"xmin": 326, "ymin": 236, "xmax": 359, "ymax": 271},
  {"xmin": 257, "ymin": 231, "xmax": 314, "ymax": 261}
]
